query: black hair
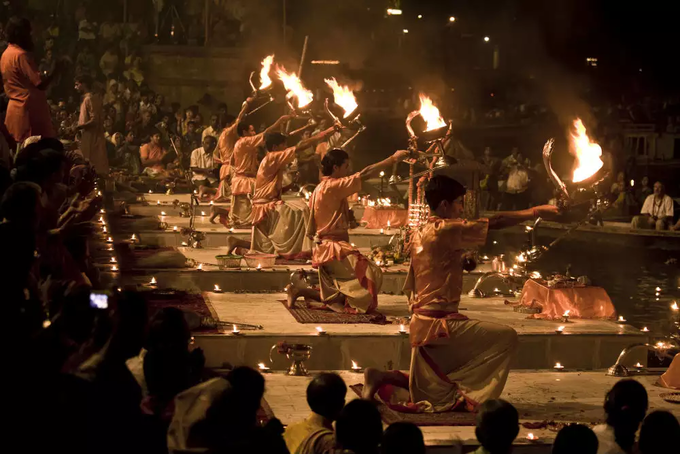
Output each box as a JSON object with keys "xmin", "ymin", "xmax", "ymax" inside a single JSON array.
[
  {"xmin": 475, "ymin": 399, "xmax": 519, "ymax": 453},
  {"xmin": 552, "ymin": 424, "xmax": 598, "ymax": 454},
  {"xmin": 75, "ymin": 74, "xmax": 94, "ymax": 89},
  {"xmin": 604, "ymin": 379, "xmax": 648, "ymax": 452},
  {"xmin": 321, "ymin": 148, "xmax": 349, "ymax": 176},
  {"xmin": 236, "ymin": 122, "xmax": 251, "ymax": 137},
  {"xmin": 14, "ymin": 149, "xmax": 66, "ymax": 187},
  {"xmin": 264, "ymin": 132, "xmax": 287, "ymax": 151},
  {"xmin": 227, "ymin": 366, "xmax": 265, "ymax": 417},
  {"xmin": 424, "ymin": 175, "xmax": 466, "ymax": 211},
  {"xmin": 336, "ymin": 400, "xmax": 382, "ymax": 454},
  {"xmin": 639, "ymin": 410, "xmax": 680, "ymax": 454},
  {"xmin": 382, "ymin": 422, "xmax": 425, "ymax": 454},
  {"xmin": 186, "ymin": 120, "xmax": 197, "ymax": 128},
  {"xmin": 0, "ymin": 182, "xmax": 41, "ymax": 222},
  {"xmin": 5, "ymin": 17, "xmax": 33, "ymax": 50},
  {"xmin": 306, "ymin": 373, "xmax": 347, "ymax": 421}
]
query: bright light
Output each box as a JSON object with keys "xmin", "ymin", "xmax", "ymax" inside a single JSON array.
[
  {"xmin": 403, "ymin": 29, "xmax": 409, "ymax": 34},
  {"xmin": 387, "ymin": 8, "xmax": 402, "ymax": 15},
  {"xmin": 417, "ymin": 14, "xmax": 423, "ymax": 19},
  {"xmin": 449, "ymin": 16, "xmax": 456, "ymax": 22},
  {"xmin": 483, "ymin": 36, "xmax": 490, "ymax": 42}
]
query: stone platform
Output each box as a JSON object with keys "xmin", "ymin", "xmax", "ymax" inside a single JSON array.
[
  {"xmin": 187, "ymin": 293, "xmax": 646, "ymax": 371},
  {"xmin": 264, "ymin": 370, "xmax": 679, "ymax": 453}
]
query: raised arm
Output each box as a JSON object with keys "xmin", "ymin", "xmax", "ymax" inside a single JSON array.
[
  {"xmin": 294, "ymin": 126, "xmax": 338, "ymax": 154},
  {"xmin": 236, "ymin": 96, "xmax": 255, "ymax": 124},
  {"xmin": 358, "ymin": 149, "xmax": 410, "ymax": 181},
  {"xmin": 488, "ymin": 205, "xmax": 559, "ymax": 229},
  {"xmin": 263, "ymin": 114, "xmax": 294, "ymax": 135}
]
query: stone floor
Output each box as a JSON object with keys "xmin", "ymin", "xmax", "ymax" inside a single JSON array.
[{"xmin": 264, "ymin": 370, "xmax": 679, "ymax": 452}]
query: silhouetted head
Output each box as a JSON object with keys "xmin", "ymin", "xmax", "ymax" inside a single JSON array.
[
  {"xmin": 226, "ymin": 366, "xmax": 265, "ymax": 422},
  {"xmin": 552, "ymin": 424, "xmax": 598, "ymax": 454},
  {"xmin": 306, "ymin": 372, "xmax": 347, "ymax": 421},
  {"xmin": 639, "ymin": 410, "xmax": 680, "ymax": 454},
  {"xmin": 475, "ymin": 399, "xmax": 519, "ymax": 454},
  {"xmin": 382, "ymin": 422, "xmax": 425, "ymax": 454},
  {"xmin": 425, "ymin": 175, "xmax": 466, "ymax": 219},
  {"xmin": 336, "ymin": 400, "xmax": 382, "ymax": 454},
  {"xmin": 603, "ymin": 379, "xmax": 648, "ymax": 452},
  {"xmin": 5, "ymin": 17, "xmax": 34, "ymax": 51},
  {"xmin": 237, "ymin": 122, "xmax": 255, "ymax": 137}
]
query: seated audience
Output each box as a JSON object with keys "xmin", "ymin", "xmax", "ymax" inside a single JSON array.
[
  {"xmin": 552, "ymin": 424, "xmax": 598, "ymax": 454},
  {"xmin": 473, "ymin": 399, "xmax": 519, "ymax": 454},
  {"xmin": 381, "ymin": 422, "xmax": 425, "ymax": 454},
  {"xmin": 638, "ymin": 410, "xmax": 680, "ymax": 454},
  {"xmin": 592, "ymin": 379, "xmax": 648, "ymax": 454},
  {"xmin": 334, "ymin": 400, "xmax": 383, "ymax": 454},
  {"xmin": 631, "ymin": 181, "xmax": 674, "ymax": 231}
]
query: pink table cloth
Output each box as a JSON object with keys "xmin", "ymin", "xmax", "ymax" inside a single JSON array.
[
  {"xmin": 518, "ymin": 278, "xmax": 616, "ymax": 320},
  {"xmin": 362, "ymin": 206, "xmax": 409, "ymax": 229}
]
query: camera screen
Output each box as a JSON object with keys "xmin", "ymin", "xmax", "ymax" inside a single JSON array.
[{"xmin": 90, "ymin": 293, "xmax": 109, "ymax": 309}]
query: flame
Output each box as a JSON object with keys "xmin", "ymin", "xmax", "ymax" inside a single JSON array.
[
  {"xmin": 351, "ymin": 360, "xmax": 360, "ymax": 369},
  {"xmin": 150, "ymin": 277, "xmax": 157, "ymax": 285},
  {"xmin": 418, "ymin": 94, "xmax": 446, "ymax": 131},
  {"xmin": 259, "ymin": 55, "xmax": 274, "ymax": 89},
  {"xmin": 563, "ymin": 310, "xmax": 570, "ymax": 317},
  {"xmin": 276, "ymin": 65, "xmax": 313, "ymax": 109},
  {"xmin": 325, "ymin": 78, "xmax": 358, "ymax": 118},
  {"xmin": 557, "ymin": 326, "xmax": 565, "ymax": 332},
  {"xmin": 672, "ymin": 302, "xmax": 679, "ymax": 311},
  {"xmin": 258, "ymin": 362, "xmax": 269, "ymax": 370},
  {"xmin": 570, "ymin": 119, "xmax": 604, "ymax": 182}
]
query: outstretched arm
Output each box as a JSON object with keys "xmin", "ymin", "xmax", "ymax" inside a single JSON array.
[
  {"xmin": 235, "ymin": 96, "xmax": 255, "ymax": 124},
  {"xmin": 263, "ymin": 114, "xmax": 294, "ymax": 135},
  {"xmin": 488, "ymin": 205, "xmax": 559, "ymax": 229},
  {"xmin": 358, "ymin": 149, "xmax": 410, "ymax": 181},
  {"xmin": 294, "ymin": 126, "xmax": 338, "ymax": 154}
]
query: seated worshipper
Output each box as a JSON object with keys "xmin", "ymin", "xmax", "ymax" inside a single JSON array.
[
  {"xmin": 639, "ymin": 410, "xmax": 680, "ymax": 454},
  {"xmin": 592, "ymin": 379, "xmax": 648, "ymax": 454},
  {"xmin": 140, "ymin": 130, "xmax": 169, "ymax": 176},
  {"xmin": 284, "ymin": 373, "xmax": 347, "ymax": 454},
  {"xmin": 75, "ymin": 75, "xmax": 109, "ymax": 176},
  {"xmin": 226, "ymin": 127, "xmax": 339, "ymax": 259},
  {"xmin": 361, "ymin": 176, "xmax": 559, "ymax": 410},
  {"xmin": 2, "ymin": 17, "xmax": 64, "ymax": 142},
  {"xmin": 211, "ymin": 98, "xmax": 254, "ymax": 206},
  {"xmin": 190, "ymin": 136, "xmax": 219, "ymax": 198},
  {"xmin": 631, "ymin": 181, "xmax": 674, "ymax": 231},
  {"xmin": 287, "ymin": 148, "xmax": 411, "ymax": 314},
  {"xmin": 114, "ymin": 130, "xmax": 142, "ymax": 174},
  {"xmin": 381, "ymin": 423, "xmax": 425, "ymax": 454},
  {"xmin": 552, "ymin": 424, "xmax": 599, "ymax": 454},
  {"xmin": 228, "ymin": 113, "xmax": 294, "ymax": 227},
  {"xmin": 471, "ymin": 399, "xmax": 519, "ymax": 454}
]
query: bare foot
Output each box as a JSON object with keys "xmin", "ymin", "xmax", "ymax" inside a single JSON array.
[
  {"xmin": 362, "ymin": 367, "xmax": 384, "ymax": 401},
  {"xmin": 209, "ymin": 206, "xmax": 221, "ymax": 224},
  {"xmin": 225, "ymin": 236, "xmax": 240, "ymax": 255},
  {"xmin": 285, "ymin": 284, "xmax": 300, "ymax": 309}
]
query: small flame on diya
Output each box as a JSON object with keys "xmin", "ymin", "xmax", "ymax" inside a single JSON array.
[
  {"xmin": 173, "ymin": 226, "xmax": 178, "ymax": 232},
  {"xmin": 258, "ymin": 362, "xmax": 271, "ymax": 372},
  {"xmin": 256, "ymin": 263, "xmax": 262, "ymax": 271},
  {"xmin": 656, "ymin": 287, "xmax": 662, "ymax": 292},
  {"xmin": 641, "ymin": 326, "xmax": 650, "ymax": 332},
  {"xmin": 100, "ymin": 209, "xmax": 105, "ymax": 214},
  {"xmin": 156, "ymin": 200, "xmax": 160, "ymax": 205},
  {"xmin": 201, "ymin": 211, "xmax": 206, "ymax": 216},
  {"xmin": 111, "ymin": 265, "xmax": 119, "ymax": 271},
  {"xmin": 161, "ymin": 211, "xmax": 166, "ymax": 216},
  {"xmin": 213, "ymin": 284, "xmax": 222, "ymax": 293},
  {"xmin": 618, "ymin": 315, "xmax": 627, "ymax": 323},
  {"xmin": 554, "ymin": 362, "xmax": 565, "ymax": 370},
  {"xmin": 110, "ymin": 257, "xmax": 117, "ymax": 263},
  {"xmin": 380, "ymin": 228, "xmax": 385, "ymax": 234},
  {"xmin": 197, "ymin": 263, "xmax": 203, "ymax": 271},
  {"xmin": 316, "ymin": 326, "xmax": 326, "ymax": 335},
  {"xmin": 351, "ymin": 360, "xmax": 362, "ymax": 372},
  {"xmin": 102, "ymin": 226, "xmax": 107, "ymax": 233},
  {"xmin": 99, "ymin": 216, "xmax": 105, "ymax": 224},
  {"xmin": 149, "ymin": 277, "xmax": 157, "ymax": 286},
  {"xmin": 556, "ymin": 326, "xmax": 565, "ymax": 334},
  {"xmin": 526, "ymin": 433, "xmax": 538, "ymax": 441},
  {"xmin": 634, "ymin": 362, "xmax": 644, "ymax": 369},
  {"xmin": 210, "ymin": 201, "xmax": 214, "ymax": 205},
  {"xmin": 106, "ymin": 237, "xmax": 113, "ymax": 243},
  {"xmin": 399, "ymin": 324, "xmax": 408, "ymax": 334},
  {"xmin": 671, "ymin": 302, "xmax": 679, "ymax": 311},
  {"xmin": 570, "ymin": 118, "xmax": 604, "ymax": 183},
  {"xmin": 232, "ymin": 325, "xmax": 241, "ymax": 335}
]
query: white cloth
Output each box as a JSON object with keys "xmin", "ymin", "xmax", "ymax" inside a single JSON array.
[
  {"xmin": 202, "ymin": 126, "xmax": 221, "ymax": 141},
  {"xmin": 78, "ymin": 20, "xmax": 96, "ymax": 40},
  {"xmin": 190, "ymin": 147, "xmax": 216, "ymax": 183},
  {"xmin": 640, "ymin": 194, "xmax": 674, "ymax": 218},
  {"xmin": 592, "ymin": 424, "xmax": 626, "ymax": 454}
]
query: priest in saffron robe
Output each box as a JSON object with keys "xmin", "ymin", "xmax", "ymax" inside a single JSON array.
[
  {"xmin": 286, "ymin": 148, "xmax": 410, "ymax": 313},
  {"xmin": 362, "ymin": 175, "xmax": 559, "ymax": 411}
]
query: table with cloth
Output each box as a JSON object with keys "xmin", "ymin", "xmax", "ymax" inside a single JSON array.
[
  {"xmin": 362, "ymin": 206, "xmax": 409, "ymax": 229},
  {"xmin": 517, "ymin": 278, "xmax": 616, "ymax": 319}
]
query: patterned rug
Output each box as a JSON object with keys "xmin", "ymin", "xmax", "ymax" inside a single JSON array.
[
  {"xmin": 349, "ymin": 384, "xmax": 477, "ymax": 426},
  {"xmin": 279, "ymin": 301, "xmax": 388, "ymax": 324},
  {"xmin": 139, "ymin": 289, "xmax": 221, "ymax": 333}
]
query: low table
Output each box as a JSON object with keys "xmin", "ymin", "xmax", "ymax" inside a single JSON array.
[
  {"xmin": 518, "ymin": 278, "xmax": 616, "ymax": 320},
  {"xmin": 362, "ymin": 206, "xmax": 409, "ymax": 229}
]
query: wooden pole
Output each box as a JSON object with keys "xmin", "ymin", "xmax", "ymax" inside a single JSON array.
[
  {"xmin": 204, "ymin": 0, "xmax": 210, "ymax": 46},
  {"xmin": 298, "ymin": 35, "xmax": 309, "ymax": 77}
]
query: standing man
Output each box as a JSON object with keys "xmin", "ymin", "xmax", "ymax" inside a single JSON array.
[
  {"xmin": 631, "ymin": 181, "xmax": 674, "ymax": 231},
  {"xmin": 287, "ymin": 148, "xmax": 410, "ymax": 313},
  {"xmin": 227, "ymin": 113, "xmax": 293, "ymax": 227},
  {"xmin": 362, "ymin": 175, "xmax": 559, "ymax": 410},
  {"xmin": 245, "ymin": 126, "xmax": 340, "ymax": 259},
  {"xmin": 75, "ymin": 75, "xmax": 109, "ymax": 175},
  {"xmin": 202, "ymin": 114, "xmax": 223, "ymax": 142},
  {"xmin": 212, "ymin": 97, "xmax": 254, "ymax": 204},
  {"xmin": 190, "ymin": 136, "xmax": 218, "ymax": 199},
  {"xmin": 1, "ymin": 17, "xmax": 61, "ymax": 143}
]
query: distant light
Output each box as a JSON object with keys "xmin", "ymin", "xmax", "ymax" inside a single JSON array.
[
  {"xmin": 387, "ymin": 8, "xmax": 402, "ymax": 15},
  {"xmin": 418, "ymin": 14, "xmax": 423, "ymax": 19},
  {"xmin": 311, "ymin": 60, "xmax": 340, "ymax": 65},
  {"xmin": 403, "ymin": 29, "xmax": 409, "ymax": 34},
  {"xmin": 449, "ymin": 16, "xmax": 456, "ymax": 22},
  {"xmin": 639, "ymin": 68, "xmax": 643, "ymax": 72},
  {"xmin": 483, "ymin": 36, "xmax": 490, "ymax": 42}
]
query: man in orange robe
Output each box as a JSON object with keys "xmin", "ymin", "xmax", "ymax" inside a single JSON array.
[
  {"xmin": 286, "ymin": 148, "xmax": 410, "ymax": 313},
  {"xmin": 1, "ymin": 17, "xmax": 60, "ymax": 143},
  {"xmin": 362, "ymin": 175, "xmax": 559, "ymax": 410},
  {"xmin": 226, "ymin": 114, "xmax": 293, "ymax": 227}
]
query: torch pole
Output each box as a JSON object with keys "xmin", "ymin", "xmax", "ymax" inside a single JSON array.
[{"xmin": 298, "ymin": 35, "xmax": 309, "ymax": 77}]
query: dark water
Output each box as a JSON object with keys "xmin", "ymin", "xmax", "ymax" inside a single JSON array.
[{"xmin": 483, "ymin": 229, "xmax": 680, "ymax": 334}]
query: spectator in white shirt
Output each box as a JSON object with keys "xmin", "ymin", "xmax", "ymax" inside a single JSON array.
[
  {"xmin": 202, "ymin": 114, "xmax": 223, "ymax": 142},
  {"xmin": 78, "ymin": 15, "xmax": 96, "ymax": 41},
  {"xmin": 631, "ymin": 181, "xmax": 674, "ymax": 230},
  {"xmin": 190, "ymin": 136, "xmax": 218, "ymax": 199}
]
